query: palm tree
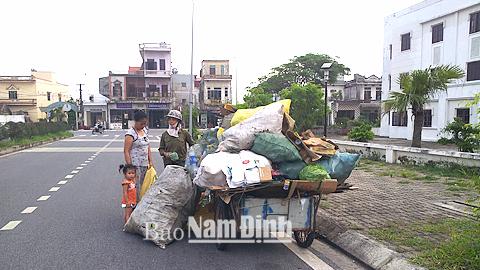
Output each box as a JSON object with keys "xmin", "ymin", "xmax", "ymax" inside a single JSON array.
[{"xmin": 383, "ymin": 65, "xmax": 465, "ymax": 148}]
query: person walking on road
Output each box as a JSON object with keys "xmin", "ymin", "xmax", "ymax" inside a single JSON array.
[
  {"xmin": 158, "ymin": 110, "xmax": 195, "ymax": 168},
  {"xmin": 119, "ymin": 164, "xmax": 137, "ymax": 224},
  {"xmin": 124, "ymin": 110, "xmax": 154, "ymax": 200}
]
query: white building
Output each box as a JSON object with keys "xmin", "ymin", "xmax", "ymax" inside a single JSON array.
[{"xmin": 381, "ymin": 0, "xmax": 480, "ymax": 141}]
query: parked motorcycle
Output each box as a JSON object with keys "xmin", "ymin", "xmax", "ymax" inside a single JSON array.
[{"xmin": 92, "ymin": 123, "xmax": 103, "ymax": 134}]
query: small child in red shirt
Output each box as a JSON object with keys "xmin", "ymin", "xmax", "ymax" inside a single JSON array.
[{"xmin": 119, "ymin": 164, "xmax": 137, "ymax": 224}]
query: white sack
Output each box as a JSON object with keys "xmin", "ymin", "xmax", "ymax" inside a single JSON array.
[
  {"xmin": 224, "ymin": 150, "xmax": 272, "ymax": 188},
  {"xmin": 217, "ymin": 102, "xmax": 284, "ymax": 153},
  {"xmin": 192, "ymin": 152, "xmax": 233, "ymax": 188},
  {"xmin": 124, "ymin": 165, "xmax": 196, "ymax": 249}
]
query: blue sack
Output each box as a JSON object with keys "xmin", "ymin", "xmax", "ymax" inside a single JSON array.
[{"xmin": 318, "ymin": 152, "xmax": 360, "ymax": 185}]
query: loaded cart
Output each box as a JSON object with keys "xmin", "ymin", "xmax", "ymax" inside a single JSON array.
[{"xmin": 209, "ymin": 178, "xmax": 337, "ymax": 250}]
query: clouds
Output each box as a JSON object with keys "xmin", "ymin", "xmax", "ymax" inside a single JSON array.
[{"xmin": 0, "ymin": 0, "xmax": 421, "ymax": 103}]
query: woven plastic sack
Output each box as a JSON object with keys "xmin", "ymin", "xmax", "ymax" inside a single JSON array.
[
  {"xmin": 124, "ymin": 166, "xmax": 196, "ymax": 249},
  {"xmin": 250, "ymin": 133, "xmax": 302, "ymax": 163},
  {"xmin": 318, "ymin": 152, "xmax": 360, "ymax": 185},
  {"xmin": 217, "ymin": 102, "xmax": 284, "ymax": 153},
  {"xmin": 273, "ymin": 160, "xmax": 307, "ymax": 180},
  {"xmin": 230, "ymin": 99, "xmax": 291, "ymax": 126}
]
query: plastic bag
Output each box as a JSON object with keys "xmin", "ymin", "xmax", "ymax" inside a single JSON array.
[
  {"xmin": 250, "ymin": 133, "xmax": 302, "ymax": 163},
  {"xmin": 299, "ymin": 164, "xmax": 331, "ymax": 181},
  {"xmin": 139, "ymin": 165, "xmax": 157, "ymax": 202},
  {"xmin": 230, "ymin": 99, "xmax": 292, "ymax": 126},
  {"xmin": 319, "ymin": 152, "xmax": 360, "ymax": 185}
]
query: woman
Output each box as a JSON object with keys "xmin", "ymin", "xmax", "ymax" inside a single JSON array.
[
  {"xmin": 124, "ymin": 110, "xmax": 154, "ymax": 200},
  {"xmin": 158, "ymin": 110, "xmax": 195, "ymax": 167}
]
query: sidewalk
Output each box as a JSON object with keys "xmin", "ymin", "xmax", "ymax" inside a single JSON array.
[{"xmin": 315, "ymin": 135, "xmax": 472, "ymax": 270}]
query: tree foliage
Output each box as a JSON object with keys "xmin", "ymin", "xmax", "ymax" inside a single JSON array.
[
  {"xmin": 280, "ymin": 83, "xmax": 326, "ymax": 132},
  {"xmin": 258, "ymin": 53, "xmax": 350, "ymax": 95},
  {"xmin": 347, "ymin": 123, "xmax": 375, "ymax": 142},
  {"xmin": 237, "ymin": 87, "xmax": 273, "ymax": 109},
  {"xmin": 383, "ymin": 65, "xmax": 465, "ymax": 148},
  {"xmin": 438, "ymin": 117, "xmax": 480, "ymax": 152}
]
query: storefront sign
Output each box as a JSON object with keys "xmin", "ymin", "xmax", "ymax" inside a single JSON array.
[
  {"xmin": 111, "ymin": 123, "xmax": 122, "ymax": 129},
  {"xmin": 117, "ymin": 103, "xmax": 132, "ymax": 109},
  {"xmin": 147, "ymin": 103, "xmax": 168, "ymax": 109},
  {"xmin": 201, "ymin": 114, "xmax": 207, "ymax": 125}
]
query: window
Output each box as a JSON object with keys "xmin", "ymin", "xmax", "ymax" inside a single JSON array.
[
  {"xmin": 337, "ymin": 110, "xmax": 355, "ymax": 120},
  {"xmin": 181, "ymin": 82, "xmax": 186, "ymax": 88},
  {"xmin": 182, "ymin": 99, "xmax": 187, "ymax": 105},
  {"xmin": 467, "ymin": 61, "xmax": 480, "ymax": 81},
  {"xmin": 221, "ymin": 65, "xmax": 224, "ymax": 75},
  {"xmin": 470, "ymin": 11, "xmax": 480, "ymax": 34},
  {"xmin": 364, "ymin": 88, "xmax": 371, "ymax": 100},
  {"xmin": 209, "ymin": 65, "xmax": 216, "ymax": 75},
  {"xmin": 47, "ymin": 92, "xmax": 51, "ymax": 101},
  {"xmin": 8, "ymin": 90, "xmax": 17, "ymax": 99},
  {"xmin": 213, "ymin": 87, "xmax": 221, "ymax": 100},
  {"xmin": 361, "ymin": 110, "xmax": 379, "ymax": 124},
  {"xmin": 423, "ymin": 109, "xmax": 432, "ymax": 127},
  {"xmin": 146, "ymin": 59, "xmax": 156, "ymax": 70},
  {"xmin": 58, "ymin": 93, "xmax": 62, "ymax": 102},
  {"xmin": 389, "ymin": 44, "xmax": 392, "ymax": 59},
  {"xmin": 457, "ymin": 108, "xmax": 470, "ymax": 124},
  {"xmin": 392, "ymin": 112, "xmax": 407, "ymax": 126},
  {"xmin": 159, "ymin": 59, "xmax": 165, "ymax": 70},
  {"xmin": 401, "ymin": 33, "xmax": 411, "ymax": 51},
  {"xmin": 225, "ymin": 87, "xmax": 228, "ymax": 97},
  {"xmin": 432, "ymin": 23, "xmax": 443, "ymax": 43},
  {"xmin": 161, "ymin": 85, "xmax": 168, "ymax": 97},
  {"xmin": 376, "ymin": 88, "xmax": 382, "ymax": 100}
]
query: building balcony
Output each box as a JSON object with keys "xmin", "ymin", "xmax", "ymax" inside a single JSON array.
[
  {"xmin": 203, "ymin": 75, "xmax": 232, "ymax": 80},
  {"xmin": 0, "ymin": 76, "xmax": 34, "ymax": 81},
  {"xmin": 204, "ymin": 99, "xmax": 232, "ymax": 105},
  {"xmin": 110, "ymin": 97, "xmax": 172, "ymax": 103},
  {"xmin": 0, "ymin": 98, "xmax": 37, "ymax": 105},
  {"xmin": 109, "ymin": 70, "xmax": 171, "ymax": 77}
]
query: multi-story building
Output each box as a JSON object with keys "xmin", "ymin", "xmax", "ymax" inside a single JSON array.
[
  {"xmin": 199, "ymin": 60, "xmax": 232, "ymax": 127},
  {"xmin": 0, "ymin": 70, "xmax": 69, "ymax": 122},
  {"xmin": 99, "ymin": 43, "xmax": 173, "ymax": 129},
  {"xmin": 171, "ymin": 71, "xmax": 201, "ymax": 111},
  {"xmin": 381, "ymin": 0, "xmax": 480, "ymax": 141},
  {"xmin": 334, "ymin": 74, "xmax": 382, "ymax": 124}
]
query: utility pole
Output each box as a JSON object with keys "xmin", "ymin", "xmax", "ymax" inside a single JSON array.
[{"xmin": 77, "ymin": 84, "xmax": 84, "ymax": 128}]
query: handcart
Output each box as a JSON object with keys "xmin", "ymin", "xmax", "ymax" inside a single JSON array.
[{"xmin": 210, "ymin": 179, "xmax": 337, "ymax": 250}]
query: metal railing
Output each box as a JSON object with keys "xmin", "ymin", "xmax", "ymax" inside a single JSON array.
[
  {"xmin": 203, "ymin": 74, "xmax": 232, "ymax": 79},
  {"xmin": 0, "ymin": 99, "xmax": 37, "ymax": 105},
  {"xmin": 0, "ymin": 76, "xmax": 34, "ymax": 81}
]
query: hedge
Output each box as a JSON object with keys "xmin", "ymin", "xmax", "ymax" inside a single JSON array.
[{"xmin": 0, "ymin": 121, "xmax": 69, "ymax": 140}]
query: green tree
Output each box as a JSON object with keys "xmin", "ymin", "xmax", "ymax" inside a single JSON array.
[
  {"xmin": 49, "ymin": 107, "xmax": 65, "ymax": 122},
  {"xmin": 383, "ymin": 65, "xmax": 464, "ymax": 148},
  {"xmin": 239, "ymin": 87, "xmax": 273, "ymax": 109},
  {"xmin": 181, "ymin": 105, "xmax": 200, "ymax": 138},
  {"xmin": 280, "ymin": 83, "xmax": 327, "ymax": 132},
  {"xmin": 258, "ymin": 53, "xmax": 350, "ymax": 95}
]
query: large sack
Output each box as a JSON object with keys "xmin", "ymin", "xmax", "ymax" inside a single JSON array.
[
  {"xmin": 223, "ymin": 150, "xmax": 272, "ymax": 188},
  {"xmin": 318, "ymin": 152, "xmax": 360, "ymax": 185},
  {"xmin": 230, "ymin": 100, "xmax": 291, "ymax": 126},
  {"xmin": 250, "ymin": 133, "xmax": 302, "ymax": 163},
  {"xmin": 218, "ymin": 102, "xmax": 284, "ymax": 153},
  {"xmin": 124, "ymin": 166, "xmax": 196, "ymax": 249},
  {"xmin": 273, "ymin": 160, "xmax": 307, "ymax": 180},
  {"xmin": 192, "ymin": 152, "xmax": 233, "ymax": 188}
]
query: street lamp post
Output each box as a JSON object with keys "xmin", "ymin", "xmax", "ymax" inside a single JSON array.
[{"xmin": 321, "ymin": 63, "xmax": 332, "ymax": 138}]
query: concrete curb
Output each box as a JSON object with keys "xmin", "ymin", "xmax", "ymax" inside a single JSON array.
[
  {"xmin": 316, "ymin": 213, "xmax": 427, "ymax": 270},
  {"xmin": 0, "ymin": 134, "xmax": 73, "ymax": 156}
]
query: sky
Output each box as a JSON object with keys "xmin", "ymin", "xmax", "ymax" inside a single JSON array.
[{"xmin": 0, "ymin": 0, "xmax": 423, "ymax": 104}]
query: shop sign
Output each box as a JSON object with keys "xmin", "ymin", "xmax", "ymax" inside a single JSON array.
[
  {"xmin": 148, "ymin": 103, "xmax": 168, "ymax": 109},
  {"xmin": 117, "ymin": 103, "xmax": 132, "ymax": 109},
  {"xmin": 201, "ymin": 114, "xmax": 207, "ymax": 125}
]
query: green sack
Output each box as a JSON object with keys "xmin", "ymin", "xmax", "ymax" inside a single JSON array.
[
  {"xmin": 250, "ymin": 133, "xmax": 302, "ymax": 163},
  {"xmin": 299, "ymin": 164, "xmax": 331, "ymax": 181},
  {"xmin": 273, "ymin": 160, "xmax": 307, "ymax": 180}
]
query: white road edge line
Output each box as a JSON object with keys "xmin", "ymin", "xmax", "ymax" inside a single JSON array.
[
  {"xmin": 282, "ymin": 238, "xmax": 334, "ymax": 270},
  {"xmin": 21, "ymin": 207, "xmax": 37, "ymax": 214},
  {"xmin": 1, "ymin": 221, "xmax": 22, "ymax": 230}
]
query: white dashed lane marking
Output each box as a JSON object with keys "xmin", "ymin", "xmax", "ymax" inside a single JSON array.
[
  {"xmin": 85, "ymin": 161, "xmax": 90, "ymax": 163},
  {"xmin": 21, "ymin": 207, "xmax": 37, "ymax": 214},
  {"xmin": 37, "ymin": 196, "xmax": 50, "ymax": 201},
  {"xmin": 76, "ymin": 167, "xmax": 83, "ymax": 169},
  {"xmin": 0, "ymin": 221, "xmax": 22, "ymax": 231},
  {"xmin": 88, "ymin": 158, "xmax": 94, "ymax": 160},
  {"xmin": 49, "ymin": 187, "xmax": 60, "ymax": 192},
  {"xmin": 58, "ymin": 181, "xmax": 68, "ymax": 185},
  {"xmin": 81, "ymin": 164, "xmax": 87, "ymax": 166},
  {"xmin": 65, "ymin": 175, "xmax": 74, "ymax": 179},
  {"xmin": 71, "ymin": 170, "xmax": 79, "ymax": 174}
]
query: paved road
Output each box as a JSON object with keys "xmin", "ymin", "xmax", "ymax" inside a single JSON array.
[{"xmin": 0, "ymin": 130, "xmax": 368, "ymax": 270}]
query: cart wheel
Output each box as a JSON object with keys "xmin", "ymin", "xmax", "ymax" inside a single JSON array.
[
  {"xmin": 294, "ymin": 230, "xmax": 315, "ymax": 248},
  {"xmin": 214, "ymin": 197, "xmax": 229, "ymax": 250},
  {"xmin": 92, "ymin": 130, "xmax": 94, "ymax": 134}
]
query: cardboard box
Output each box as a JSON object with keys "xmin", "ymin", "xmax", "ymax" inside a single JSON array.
[
  {"xmin": 294, "ymin": 179, "xmax": 337, "ymax": 194},
  {"xmin": 258, "ymin": 166, "xmax": 273, "ymax": 182}
]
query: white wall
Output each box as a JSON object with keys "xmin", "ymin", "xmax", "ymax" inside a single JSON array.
[{"xmin": 0, "ymin": 115, "xmax": 25, "ymax": 126}]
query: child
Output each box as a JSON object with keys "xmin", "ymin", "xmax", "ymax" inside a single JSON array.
[{"xmin": 119, "ymin": 164, "xmax": 137, "ymax": 224}]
